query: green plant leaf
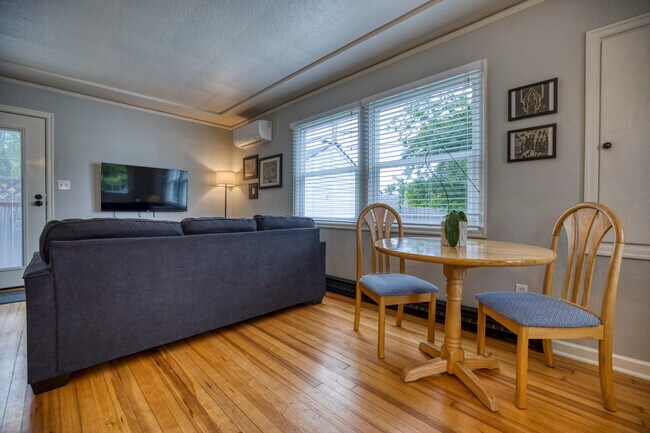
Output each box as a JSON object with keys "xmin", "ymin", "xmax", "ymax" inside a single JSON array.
[{"xmin": 445, "ymin": 212, "xmax": 460, "ymax": 247}]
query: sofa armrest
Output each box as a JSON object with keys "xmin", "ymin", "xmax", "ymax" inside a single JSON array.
[
  {"xmin": 24, "ymin": 252, "xmax": 51, "ymax": 279},
  {"xmin": 23, "ymin": 253, "xmax": 59, "ymax": 385}
]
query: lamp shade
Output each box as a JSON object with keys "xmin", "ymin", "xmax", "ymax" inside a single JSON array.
[{"xmin": 216, "ymin": 170, "xmax": 236, "ymax": 186}]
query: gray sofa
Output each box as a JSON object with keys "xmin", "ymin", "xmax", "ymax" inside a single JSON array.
[{"xmin": 23, "ymin": 216, "xmax": 325, "ymax": 393}]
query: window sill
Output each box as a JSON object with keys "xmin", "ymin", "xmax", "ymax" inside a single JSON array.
[{"xmin": 315, "ymin": 221, "xmax": 486, "ymax": 238}]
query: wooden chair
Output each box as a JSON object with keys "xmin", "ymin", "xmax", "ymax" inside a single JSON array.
[
  {"xmin": 476, "ymin": 202, "xmax": 624, "ymax": 410},
  {"xmin": 354, "ymin": 204, "xmax": 439, "ymax": 359}
]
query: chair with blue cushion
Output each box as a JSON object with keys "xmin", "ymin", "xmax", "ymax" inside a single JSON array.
[
  {"xmin": 476, "ymin": 202, "xmax": 624, "ymax": 410},
  {"xmin": 354, "ymin": 204, "xmax": 439, "ymax": 359}
]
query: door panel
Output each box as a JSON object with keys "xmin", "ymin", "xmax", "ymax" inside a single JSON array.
[
  {"xmin": 599, "ymin": 25, "xmax": 650, "ymax": 247},
  {"xmin": 0, "ymin": 112, "xmax": 46, "ymax": 288}
]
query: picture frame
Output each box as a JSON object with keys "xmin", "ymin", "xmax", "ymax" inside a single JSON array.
[
  {"xmin": 242, "ymin": 155, "xmax": 258, "ymax": 180},
  {"xmin": 507, "ymin": 123, "xmax": 557, "ymax": 163},
  {"xmin": 248, "ymin": 182, "xmax": 258, "ymax": 199},
  {"xmin": 508, "ymin": 78, "xmax": 557, "ymax": 121},
  {"xmin": 259, "ymin": 154, "xmax": 282, "ymax": 189}
]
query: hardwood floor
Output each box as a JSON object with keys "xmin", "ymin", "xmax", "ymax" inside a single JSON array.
[{"xmin": 1, "ymin": 292, "xmax": 649, "ymax": 433}]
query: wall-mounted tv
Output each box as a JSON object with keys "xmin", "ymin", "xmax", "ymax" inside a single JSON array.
[{"xmin": 101, "ymin": 163, "xmax": 188, "ymax": 212}]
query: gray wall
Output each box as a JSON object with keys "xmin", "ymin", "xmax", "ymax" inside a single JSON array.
[
  {"xmin": 234, "ymin": 0, "xmax": 650, "ymax": 361},
  {"xmin": 0, "ymin": 81, "xmax": 233, "ymax": 220}
]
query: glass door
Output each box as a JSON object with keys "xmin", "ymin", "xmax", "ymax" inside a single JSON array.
[
  {"xmin": 0, "ymin": 128, "xmax": 23, "ymax": 272},
  {"xmin": 0, "ymin": 111, "xmax": 47, "ymax": 289}
]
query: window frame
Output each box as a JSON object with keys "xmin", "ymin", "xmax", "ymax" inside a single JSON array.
[{"xmin": 292, "ymin": 60, "xmax": 487, "ymax": 237}]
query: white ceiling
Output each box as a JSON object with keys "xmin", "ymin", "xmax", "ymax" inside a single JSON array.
[{"xmin": 0, "ymin": 0, "xmax": 526, "ymax": 128}]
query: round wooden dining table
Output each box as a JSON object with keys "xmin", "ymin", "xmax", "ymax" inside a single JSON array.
[{"xmin": 375, "ymin": 237, "xmax": 556, "ymax": 412}]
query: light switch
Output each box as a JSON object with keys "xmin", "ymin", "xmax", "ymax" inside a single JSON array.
[{"xmin": 58, "ymin": 180, "xmax": 71, "ymax": 190}]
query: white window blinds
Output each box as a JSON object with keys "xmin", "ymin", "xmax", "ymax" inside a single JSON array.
[
  {"xmin": 365, "ymin": 67, "xmax": 484, "ymax": 230},
  {"xmin": 292, "ymin": 108, "xmax": 360, "ymax": 222},
  {"xmin": 292, "ymin": 61, "xmax": 485, "ymax": 232}
]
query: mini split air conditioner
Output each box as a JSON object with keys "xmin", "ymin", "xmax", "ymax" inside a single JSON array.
[{"xmin": 233, "ymin": 120, "xmax": 272, "ymax": 149}]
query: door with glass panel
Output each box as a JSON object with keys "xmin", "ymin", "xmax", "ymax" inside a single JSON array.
[{"xmin": 0, "ymin": 111, "xmax": 46, "ymax": 289}]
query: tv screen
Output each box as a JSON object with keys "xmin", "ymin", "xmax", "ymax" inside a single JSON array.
[{"xmin": 101, "ymin": 163, "xmax": 188, "ymax": 212}]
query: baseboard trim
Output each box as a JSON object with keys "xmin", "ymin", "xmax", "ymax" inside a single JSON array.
[{"xmin": 552, "ymin": 341, "xmax": 650, "ymax": 381}]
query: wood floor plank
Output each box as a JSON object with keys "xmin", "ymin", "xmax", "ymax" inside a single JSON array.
[
  {"xmin": 110, "ymin": 362, "xmax": 164, "ymax": 433},
  {"xmin": 75, "ymin": 368, "xmax": 108, "ymax": 433},
  {"xmin": 0, "ymin": 305, "xmax": 27, "ymax": 433},
  {"xmin": 1, "ymin": 294, "xmax": 649, "ymax": 433},
  {"xmin": 0, "ymin": 302, "xmax": 23, "ymax": 422},
  {"xmin": 196, "ymin": 331, "xmax": 345, "ymax": 433},
  {"xmin": 58, "ymin": 374, "xmax": 82, "ymax": 433},
  {"xmin": 129, "ymin": 354, "xmax": 195, "ymax": 433},
  {"xmin": 168, "ymin": 346, "xmax": 268, "ymax": 433},
  {"xmin": 229, "ymin": 325, "xmax": 387, "ymax": 433},
  {"xmin": 150, "ymin": 347, "xmax": 241, "ymax": 433},
  {"xmin": 187, "ymin": 336, "xmax": 309, "ymax": 433}
]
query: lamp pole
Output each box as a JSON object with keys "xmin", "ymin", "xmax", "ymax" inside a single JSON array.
[
  {"xmin": 224, "ymin": 186, "xmax": 228, "ymax": 217},
  {"xmin": 216, "ymin": 171, "xmax": 236, "ymax": 218}
]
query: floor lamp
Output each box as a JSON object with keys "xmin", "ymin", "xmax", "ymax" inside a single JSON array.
[{"xmin": 216, "ymin": 170, "xmax": 236, "ymax": 217}]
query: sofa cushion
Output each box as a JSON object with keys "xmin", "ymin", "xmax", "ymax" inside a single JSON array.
[
  {"xmin": 181, "ymin": 217, "xmax": 256, "ymax": 235},
  {"xmin": 254, "ymin": 215, "xmax": 315, "ymax": 231},
  {"xmin": 39, "ymin": 218, "xmax": 183, "ymax": 263}
]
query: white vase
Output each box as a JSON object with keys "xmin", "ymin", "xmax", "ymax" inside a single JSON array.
[{"xmin": 441, "ymin": 221, "xmax": 468, "ymax": 247}]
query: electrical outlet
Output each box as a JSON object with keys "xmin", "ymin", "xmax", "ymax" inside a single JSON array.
[
  {"xmin": 516, "ymin": 284, "xmax": 528, "ymax": 293},
  {"xmin": 57, "ymin": 180, "xmax": 71, "ymax": 190}
]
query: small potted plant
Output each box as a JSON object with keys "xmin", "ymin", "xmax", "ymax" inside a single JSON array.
[
  {"xmin": 425, "ymin": 147, "xmax": 478, "ymax": 247},
  {"xmin": 441, "ymin": 210, "xmax": 468, "ymax": 247}
]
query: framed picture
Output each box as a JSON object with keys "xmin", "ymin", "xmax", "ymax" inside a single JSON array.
[
  {"xmin": 248, "ymin": 182, "xmax": 258, "ymax": 199},
  {"xmin": 259, "ymin": 154, "xmax": 282, "ymax": 189},
  {"xmin": 508, "ymin": 78, "xmax": 557, "ymax": 121},
  {"xmin": 242, "ymin": 155, "xmax": 258, "ymax": 180},
  {"xmin": 507, "ymin": 124, "xmax": 556, "ymax": 163}
]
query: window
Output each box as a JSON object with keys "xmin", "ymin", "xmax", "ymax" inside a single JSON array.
[
  {"xmin": 292, "ymin": 61, "xmax": 485, "ymax": 233},
  {"xmin": 292, "ymin": 108, "xmax": 360, "ymax": 222}
]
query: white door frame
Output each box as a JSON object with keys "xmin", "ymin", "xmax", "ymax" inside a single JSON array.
[
  {"xmin": 584, "ymin": 13, "xmax": 650, "ymax": 260},
  {"xmin": 0, "ymin": 104, "xmax": 54, "ymax": 222}
]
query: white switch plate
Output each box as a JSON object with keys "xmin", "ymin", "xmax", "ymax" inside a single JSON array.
[{"xmin": 58, "ymin": 180, "xmax": 71, "ymax": 190}]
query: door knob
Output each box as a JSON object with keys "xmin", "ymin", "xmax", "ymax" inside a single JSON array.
[
  {"xmin": 602, "ymin": 142, "xmax": 613, "ymax": 149},
  {"xmin": 35, "ymin": 194, "xmax": 43, "ymax": 200},
  {"xmin": 34, "ymin": 200, "xmax": 43, "ymax": 207}
]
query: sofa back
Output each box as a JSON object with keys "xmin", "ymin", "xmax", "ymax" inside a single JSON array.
[
  {"xmin": 43, "ymin": 228, "xmax": 324, "ymax": 375},
  {"xmin": 254, "ymin": 215, "xmax": 314, "ymax": 231},
  {"xmin": 39, "ymin": 218, "xmax": 183, "ymax": 263},
  {"xmin": 38, "ymin": 216, "xmax": 316, "ymax": 262},
  {"xmin": 181, "ymin": 217, "xmax": 256, "ymax": 235}
]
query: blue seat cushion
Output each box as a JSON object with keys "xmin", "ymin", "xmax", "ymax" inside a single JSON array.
[
  {"xmin": 359, "ymin": 273, "xmax": 439, "ymax": 297},
  {"xmin": 476, "ymin": 292, "xmax": 601, "ymax": 328}
]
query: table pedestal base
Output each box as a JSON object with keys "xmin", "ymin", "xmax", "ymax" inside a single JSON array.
[{"xmin": 401, "ymin": 342, "xmax": 500, "ymax": 411}]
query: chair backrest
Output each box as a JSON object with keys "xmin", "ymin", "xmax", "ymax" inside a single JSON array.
[
  {"xmin": 356, "ymin": 204, "xmax": 404, "ymax": 280},
  {"xmin": 542, "ymin": 202, "xmax": 624, "ymax": 327}
]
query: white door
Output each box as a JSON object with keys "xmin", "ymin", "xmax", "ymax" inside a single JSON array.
[
  {"xmin": 0, "ymin": 111, "xmax": 47, "ymax": 289},
  {"xmin": 585, "ymin": 14, "xmax": 650, "ymax": 259}
]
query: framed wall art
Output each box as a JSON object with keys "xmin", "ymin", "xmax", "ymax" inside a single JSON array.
[
  {"xmin": 248, "ymin": 182, "xmax": 258, "ymax": 199},
  {"xmin": 259, "ymin": 154, "xmax": 282, "ymax": 189},
  {"xmin": 508, "ymin": 78, "xmax": 557, "ymax": 121},
  {"xmin": 507, "ymin": 123, "xmax": 556, "ymax": 162},
  {"xmin": 243, "ymin": 155, "xmax": 258, "ymax": 180}
]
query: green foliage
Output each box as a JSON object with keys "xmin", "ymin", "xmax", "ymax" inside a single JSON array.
[
  {"xmin": 445, "ymin": 211, "xmax": 461, "ymax": 247},
  {"xmin": 381, "ymin": 86, "xmax": 473, "ymax": 213},
  {"xmin": 0, "ymin": 129, "xmax": 21, "ymax": 178}
]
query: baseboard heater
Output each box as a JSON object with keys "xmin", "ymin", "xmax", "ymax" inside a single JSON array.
[{"xmin": 326, "ymin": 275, "xmax": 542, "ymax": 351}]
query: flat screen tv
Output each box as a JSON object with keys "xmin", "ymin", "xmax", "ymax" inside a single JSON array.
[{"xmin": 101, "ymin": 163, "xmax": 188, "ymax": 212}]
